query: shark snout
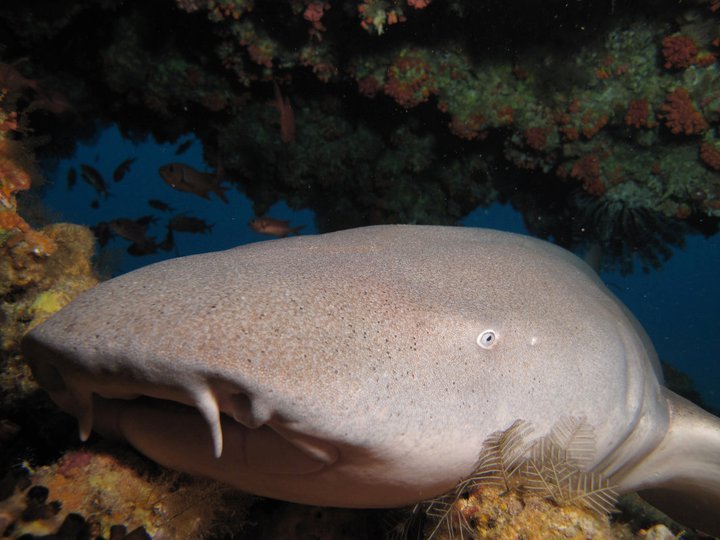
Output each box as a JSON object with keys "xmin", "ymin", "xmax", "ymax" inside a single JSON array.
[
  {"xmin": 22, "ymin": 329, "xmax": 340, "ymax": 480},
  {"xmin": 26, "ymin": 351, "xmax": 67, "ymax": 393}
]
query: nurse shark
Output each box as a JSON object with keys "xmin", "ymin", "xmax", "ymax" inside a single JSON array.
[{"xmin": 21, "ymin": 225, "xmax": 720, "ymax": 535}]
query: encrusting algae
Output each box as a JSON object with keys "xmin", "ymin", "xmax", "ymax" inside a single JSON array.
[{"xmin": 1, "ymin": 223, "xmax": 98, "ymax": 353}]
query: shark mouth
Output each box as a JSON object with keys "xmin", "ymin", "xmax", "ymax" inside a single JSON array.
[{"xmin": 27, "ymin": 354, "xmax": 339, "ymax": 477}]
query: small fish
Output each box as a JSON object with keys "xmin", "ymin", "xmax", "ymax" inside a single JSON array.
[
  {"xmin": 91, "ymin": 222, "xmax": 112, "ymax": 247},
  {"xmin": 273, "ymin": 82, "xmax": 295, "ymax": 144},
  {"xmin": 249, "ymin": 216, "xmax": 304, "ymax": 238},
  {"xmin": 80, "ymin": 164, "xmax": 109, "ymax": 198},
  {"xmin": 168, "ymin": 215, "xmax": 213, "ymax": 234},
  {"xmin": 159, "ymin": 226, "xmax": 175, "ymax": 252},
  {"xmin": 113, "ymin": 157, "xmax": 136, "ymax": 182},
  {"xmin": 125, "ymin": 218, "xmax": 172, "ymax": 257},
  {"xmin": 90, "ymin": 200, "xmax": 99, "ymax": 209},
  {"xmin": 158, "ymin": 163, "xmax": 229, "ymax": 204},
  {"xmin": 66, "ymin": 167, "xmax": 76, "ymax": 190},
  {"xmin": 135, "ymin": 215, "xmax": 157, "ymax": 228},
  {"xmin": 107, "ymin": 216, "xmax": 156, "ymax": 245},
  {"xmin": 126, "ymin": 239, "xmax": 160, "ymax": 256},
  {"xmin": 148, "ymin": 199, "xmax": 174, "ymax": 213},
  {"xmin": 175, "ymin": 140, "xmax": 194, "ymax": 155}
]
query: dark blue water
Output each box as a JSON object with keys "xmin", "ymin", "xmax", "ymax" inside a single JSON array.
[{"xmin": 40, "ymin": 123, "xmax": 720, "ymax": 411}]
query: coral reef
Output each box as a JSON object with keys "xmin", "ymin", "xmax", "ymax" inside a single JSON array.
[
  {"xmin": 662, "ymin": 34, "xmax": 701, "ymax": 70},
  {"xmin": 423, "ymin": 418, "xmax": 617, "ymax": 535},
  {"xmin": 0, "ymin": 84, "xmax": 97, "ymax": 401},
  {"xmin": 418, "ymin": 418, "xmax": 695, "ymax": 540},
  {"xmin": 0, "ymin": 135, "xmax": 96, "ymax": 399},
  {"xmin": 701, "ymin": 140, "xmax": 720, "ymax": 171},
  {"xmin": 0, "ymin": 443, "xmax": 249, "ymax": 539},
  {"xmin": 0, "ymin": 1, "xmax": 719, "ymax": 538},
  {"xmin": 0, "ymin": 222, "xmax": 97, "ymax": 354},
  {"xmin": 428, "ymin": 485, "xmax": 634, "ymax": 540},
  {"xmin": 0, "ymin": 1, "xmax": 715, "ymax": 272},
  {"xmin": 660, "ymin": 87, "xmax": 709, "ymax": 135}
]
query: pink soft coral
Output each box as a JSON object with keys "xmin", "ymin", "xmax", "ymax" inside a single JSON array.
[
  {"xmin": 660, "ymin": 88, "xmax": 708, "ymax": 135},
  {"xmin": 662, "ymin": 35, "xmax": 698, "ymax": 69}
]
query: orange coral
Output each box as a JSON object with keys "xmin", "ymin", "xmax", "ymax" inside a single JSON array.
[
  {"xmin": 207, "ymin": 0, "xmax": 252, "ymax": 21},
  {"xmin": 449, "ymin": 113, "xmax": 487, "ymax": 140},
  {"xmin": 0, "ymin": 131, "xmax": 62, "ymax": 297},
  {"xmin": 246, "ymin": 43, "xmax": 273, "ymax": 68},
  {"xmin": 700, "ymin": 142, "xmax": 720, "ymax": 170},
  {"xmin": 304, "ymin": 1, "xmax": 329, "ymax": 35},
  {"xmin": 304, "ymin": 2, "xmax": 325, "ymax": 22},
  {"xmin": 560, "ymin": 123, "xmax": 579, "ymax": 141},
  {"xmin": 595, "ymin": 55, "xmax": 630, "ymax": 79},
  {"xmin": 675, "ymin": 204, "xmax": 692, "ymax": 219},
  {"xmin": 384, "ymin": 53, "xmax": 436, "ymax": 108},
  {"xmin": 570, "ymin": 154, "xmax": 605, "ymax": 195},
  {"xmin": 0, "ymin": 108, "xmax": 18, "ymax": 133},
  {"xmin": 408, "ymin": 0, "xmax": 431, "ymax": 8},
  {"xmin": 625, "ymin": 99, "xmax": 655, "ymax": 129},
  {"xmin": 595, "ymin": 67, "xmax": 611, "ymax": 80},
  {"xmin": 0, "ymin": 153, "xmax": 31, "ymax": 210},
  {"xmin": 696, "ymin": 52, "xmax": 717, "ymax": 67},
  {"xmin": 16, "ymin": 229, "xmax": 57, "ymax": 258},
  {"xmin": 556, "ymin": 100, "xmax": 609, "ymax": 141},
  {"xmin": 358, "ymin": 3, "xmax": 406, "ymax": 33},
  {"xmin": 357, "ymin": 75, "xmax": 381, "ymax": 98},
  {"xmin": 525, "ymin": 127, "xmax": 547, "ymax": 151},
  {"xmin": 0, "ymin": 209, "xmax": 30, "ymax": 232},
  {"xmin": 662, "ymin": 34, "xmax": 699, "ymax": 69},
  {"xmin": 6, "ymin": 444, "xmax": 235, "ymax": 539},
  {"xmin": 581, "ymin": 113, "xmax": 609, "ymax": 139},
  {"xmin": 660, "ymin": 88, "xmax": 708, "ymax": 135},
  {"xmin": 497, "ymin": 106, "xmax": 514, "ymax": 125}
]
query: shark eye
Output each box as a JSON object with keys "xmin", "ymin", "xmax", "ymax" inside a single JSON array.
[{"xmin": 476, "ymin": 330, "xmax": 497, "ymax": 349}]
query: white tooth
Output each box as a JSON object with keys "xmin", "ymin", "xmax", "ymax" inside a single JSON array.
[
  {"xmin": 74, "ymin": 390, "xmax": 94, "ymax": 442},
  {"xmin": 194, "ymin": 386, "xmax": 223, "ymax": 458}
]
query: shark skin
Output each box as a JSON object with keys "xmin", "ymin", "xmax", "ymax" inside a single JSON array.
[{"xmin": 21, "ymin": 225, "xmax": 720, "ymax": 535}]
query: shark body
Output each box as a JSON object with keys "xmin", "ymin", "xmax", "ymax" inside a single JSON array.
[{"xmin": 21, "ymin": 225, "xmax": 720, "ymax": 534}]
